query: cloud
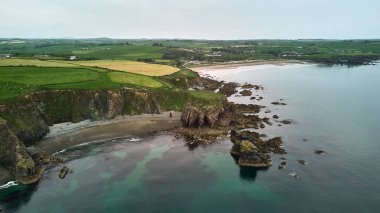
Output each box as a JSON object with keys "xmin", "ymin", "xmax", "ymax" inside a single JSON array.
[{"xmin": 0, "ymin": 0, "xmax": 379, "ymax": 39}]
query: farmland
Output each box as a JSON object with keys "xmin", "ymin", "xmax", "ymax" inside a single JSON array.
[
  {"xmin": 1, "ymin": 38, "xmax": 379, "ymax": 102},
  {"xmin": 0, "ymin": 58, "xmax": 78, "ymax": 67},
  {"xmin": 72, "ymin": 60, "xmax": 179, "ymax": 76},
  {"xmin": 0, "ymin": 64, "xmax": 174, "ymax": 101}
]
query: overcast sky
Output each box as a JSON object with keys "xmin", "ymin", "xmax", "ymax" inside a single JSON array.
[{"xmin": 1, "ymin": 0, "xmax": 380, "ymax": 39}]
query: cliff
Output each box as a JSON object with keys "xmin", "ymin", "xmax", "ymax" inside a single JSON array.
[
  {"xmin": 0, "ymin": 118, "xmax": 43, "ymax": 184},
  {"xmin": 0, "ymin": 88, "xmax": 180, "ymax": 146},
  {"xmin": 0, "ymin": 88, "xmax": 203, "ymax": 183},
  {"xmin": 181, "ymin": 100, "xmax": 228, "ymax": 128}
]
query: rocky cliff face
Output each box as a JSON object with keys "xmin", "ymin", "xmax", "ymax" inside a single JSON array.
[
  {"xmin": 0, "ymin": 89, "xmax": 167, "ymax": 146},
  {"xmin": 0, "ymin": 118, "xmax": 43, "ymax": 184},
  {"xmin": 181, "ymin": 101, "xmax": 227, "ymax": 128},
  {"xmin": 181, "ymin": 99, "xmax": 231, "ymax": 128},
  {"xmin": 0, "ymin": 88, "xmax": 184, "ymax": 183}
]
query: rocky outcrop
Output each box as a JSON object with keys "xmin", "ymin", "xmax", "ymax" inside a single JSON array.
[
  {"xmin": 181, "ymin": 101, "xmax": 227, "ymax": 128},
  {"xmin": 239, "ymin": 90, "xmax": 252, "ymax": 96},
  {"xmin": 174, "ymin": 128, "xmax": 228, "ymax": 146},
  {"xmin": 230, "ymin": 104, "xmax": 261, "ymax": 113},
  {"xmin": 230, "ymin": 130, "xmax": 286, "ymax": 168},
  {"xmin": 0, "ymin": 118, "xmax": 43, "ymax": 184},
  {"xmin": 218, "ymin": 82, "xmax": 240, "ymax": 97}
]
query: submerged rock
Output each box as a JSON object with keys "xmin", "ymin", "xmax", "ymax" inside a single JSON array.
[
  {"xmin": 273, "ymin": 115, "xmax": 279, "ymax": 119},
  {"xmin": 239, "ymin": 90, "xmax": 252, "ymax": 96},
  {"xmin": 59, "ymin": 166, "xmax": 69, "ymax": 179},
  {"xmin": 271, "ymin": 102, "xmax": 287, "ymax": 106},
  {"xmin": 314, "ymin": 150, "xmax": 326, "ymax": 155},
  {"xmin": 297, "ymin": 160, "xmax": 309, "ymax": 165},
  {"xmin": 289, "ymin": 170, "xmax": 299, "ymax": 178},
  {"xmin": 278, "ymin": 119, "xmax": 295, "ymax": 125},
  {"xmin": 263, "ymin": 117, "xmax": 273, "ymax": 126}
]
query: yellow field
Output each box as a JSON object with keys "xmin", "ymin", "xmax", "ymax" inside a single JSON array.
[
  {"xmin": 0, "ymin": 58, "xmax": 78, "ymax": 67},
  {"xmin": 73, "ymin": 60, "xmax": 179, "ymax": 76}
]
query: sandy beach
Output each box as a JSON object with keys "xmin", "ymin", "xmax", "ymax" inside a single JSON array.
[
  {"xmin": 36, "ymin": 111, "xmax": 182, "ymax": 155},
  {"xmin": 190, "ymin": 60, "xmax": 309, "ymax": 73}
]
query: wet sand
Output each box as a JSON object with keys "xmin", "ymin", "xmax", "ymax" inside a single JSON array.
[{"xmin": 36, "ymin": 111, "xmax": 182, "ymax": 155}]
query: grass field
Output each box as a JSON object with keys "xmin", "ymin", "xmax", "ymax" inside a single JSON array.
[
  {"xmin": 73, "ymin": 60, "xmax": 179, "ymax": 76},
  {"xmin": 108, "ymin": 72, "xmax": 165, "ymax": 88},
  {"xmin": 0, "ymin": 67, "xmax": 99, "ymax": 86},
  {"xmin": 0, "ymin": 65, "xmax": 171, "ymax": 101},
  {"xmin": 0, "ymin": 59, "xmax": 78, "ymax": 67}
]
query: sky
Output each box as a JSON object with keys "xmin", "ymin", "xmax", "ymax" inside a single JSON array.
[{"xmin": 1, "ymin": 0, "xmax": 380, "ymax": 39}]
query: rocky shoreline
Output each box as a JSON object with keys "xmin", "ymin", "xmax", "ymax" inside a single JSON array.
[
  {"xmin": 174, "ymin": 76, "xmax": 287, "ymax": 168},
  {"xmin": 0, "ymin": 70, "xmax": 289, "ymax": 185}
]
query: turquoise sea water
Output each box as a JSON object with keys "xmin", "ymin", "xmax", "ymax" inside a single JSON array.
[{"xmin": 1, "ymin": 63, "xmax": 380, "ymax": 212}]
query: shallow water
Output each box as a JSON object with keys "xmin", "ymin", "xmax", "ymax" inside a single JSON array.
[{"xmin": 1, "ymin": 63, "xmax": 380, "ymax": 212}]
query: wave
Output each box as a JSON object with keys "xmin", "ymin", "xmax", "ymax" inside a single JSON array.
[{"xmin": 0, "ymin": 181, "xmax": 18, "ymax": 190}]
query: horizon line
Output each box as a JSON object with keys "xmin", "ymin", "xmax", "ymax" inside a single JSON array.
[{"xmin": 1, "ymin": 37, "xmax": 380, "ymax": 41}]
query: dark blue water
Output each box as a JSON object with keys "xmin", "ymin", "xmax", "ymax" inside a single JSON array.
[{"xmin": 1, "ymin": 63, "xmax": 380, "ymax": 212}]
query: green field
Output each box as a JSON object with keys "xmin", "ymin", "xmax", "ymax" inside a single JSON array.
[
  {"xmin": 0, "ymin": 67, "xmax": 99, "ymax": 85},
  {"xmin": 0, "ymin": 65, "xmax": 174, "ymax": 101},
  {"xmin": 108, "ymin": 72, "xmax": 166, "ymax": 88}
]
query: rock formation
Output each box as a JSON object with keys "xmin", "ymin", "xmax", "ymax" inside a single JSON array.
[
  {"xmin": 0, "ymin": 118, "xmax": 43, "ymax": 184},
  {"xmin": 230, "ymin": 130, "xmax": 286, "ymax": 168}
]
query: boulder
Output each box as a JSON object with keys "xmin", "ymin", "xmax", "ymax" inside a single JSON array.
[{"xmin": 59, "ymin": 166, "xmax": 69, "ymax": 179}]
